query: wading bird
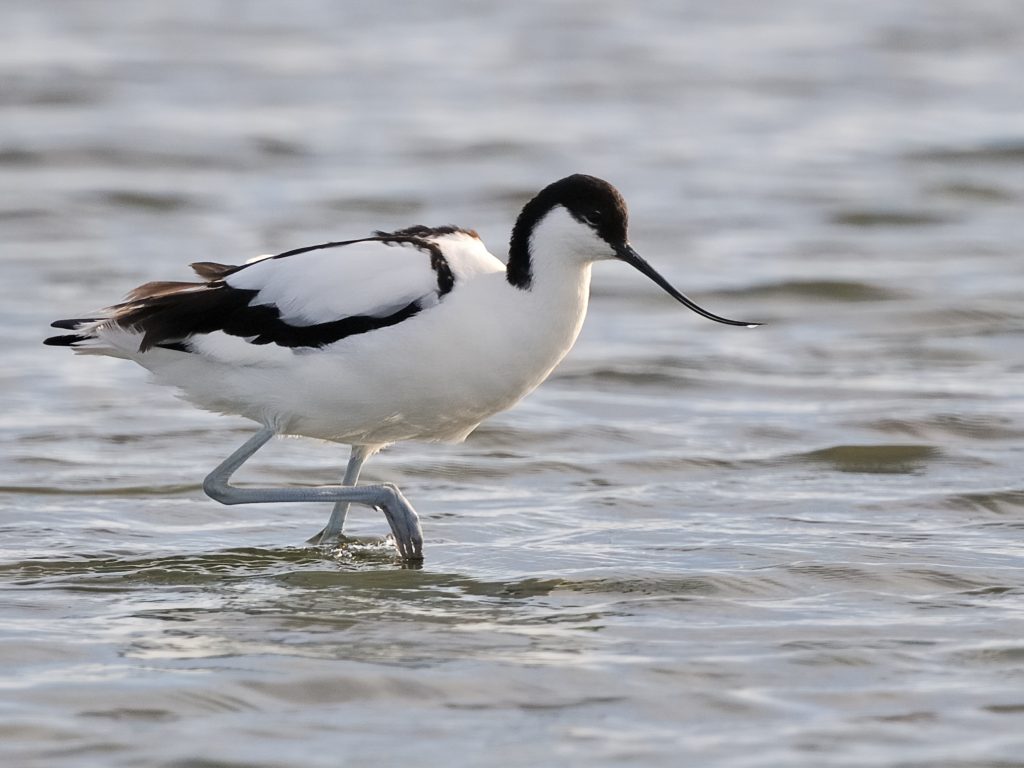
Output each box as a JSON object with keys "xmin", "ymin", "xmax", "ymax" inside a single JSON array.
[{"xmin": 46, "ymin": 174, "xmax": 758, "ymax": 560}]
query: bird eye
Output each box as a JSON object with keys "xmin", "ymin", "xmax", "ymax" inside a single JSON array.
[{"xmin": 583, "ymin": 210, "xmax": 602, "ymax": 226}]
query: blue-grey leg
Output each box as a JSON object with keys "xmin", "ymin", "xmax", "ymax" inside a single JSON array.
[
  {"xmin": 203, "ymin": 428, "xmax": 422, "ymax": 560},
  {"xmin": 305, "ymin": 444, "xmax": 372, "ymax": 545}
]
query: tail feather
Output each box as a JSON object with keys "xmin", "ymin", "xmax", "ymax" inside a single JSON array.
[
  {"xmin": 50, "ymin": 317, "xmax": 99, "ymax": 330},
  {"xmin": 44, "ymin": 333, "xmax": 92, "ymax": 346},
  {"xmin": 45, "ymin": 317, "xmax": 101, "ymax": 348}
]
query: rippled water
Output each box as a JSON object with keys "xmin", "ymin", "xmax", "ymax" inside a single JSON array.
[{"xmin": 2, "ymin": 1, "xmax": 1024, "ymax": 766}]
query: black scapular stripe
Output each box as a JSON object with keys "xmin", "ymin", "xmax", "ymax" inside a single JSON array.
[{"xmin": 228, "ymin": 297, "xmax": 422, "ymax": 348}]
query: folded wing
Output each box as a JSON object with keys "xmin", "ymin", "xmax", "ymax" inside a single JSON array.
[{"xmin": 46, "ymin": 232, "xmax": 462, "ymax": 355}]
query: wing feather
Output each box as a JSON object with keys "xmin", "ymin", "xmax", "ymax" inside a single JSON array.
[
  {"xmin": 49, "ymin": 229, "xmax": 505, "ymax": 359},
  {"xmin": 103, "ymin": 237, "xmax": 451, "ymax": 353}
]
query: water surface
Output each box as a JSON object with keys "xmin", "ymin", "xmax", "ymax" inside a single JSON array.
[{"xmin": 2, "ymin": 1, "xmax": 1023, "ymax": 766}]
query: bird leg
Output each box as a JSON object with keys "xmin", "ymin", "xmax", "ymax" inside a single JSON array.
[
  {"xmin": 203, "ymin": 428, "xmax": 423, "ymax": 560},
  {"xmin": 305, "ymin": 444, "xmax": 372, "ymax": 545}
]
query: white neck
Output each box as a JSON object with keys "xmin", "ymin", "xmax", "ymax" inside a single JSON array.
[{"xmin": 506, "ymin": 207, "xmax": 596, "ymax": 363}]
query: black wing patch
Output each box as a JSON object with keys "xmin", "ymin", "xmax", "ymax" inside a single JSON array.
[{"xmin": 105, "ymin": 283, "xmax": 423, "ymax": 352}]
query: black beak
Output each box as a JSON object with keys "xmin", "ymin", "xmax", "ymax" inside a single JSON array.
[{"xmin": 614, "ymin": 244, "xmax": 761, "ymax": 328}]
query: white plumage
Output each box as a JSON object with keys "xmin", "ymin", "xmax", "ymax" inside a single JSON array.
[{"xmin": 47, "ymin": 174, "xmax": 757, "ymax": 559}]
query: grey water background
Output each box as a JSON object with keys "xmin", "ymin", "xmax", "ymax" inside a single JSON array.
[{"xmin": 2, "ymin": 0, "xmax": 1023, "ymax": 765}]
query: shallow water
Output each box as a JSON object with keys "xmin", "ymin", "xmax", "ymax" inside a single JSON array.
[{"xmin": 2, "ymin": 1, "xmax": 1024, "ymax": 766}]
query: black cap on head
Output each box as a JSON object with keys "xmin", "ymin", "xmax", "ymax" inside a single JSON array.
[{"xmin": 541, "ymin": 174, "xmax": 630, "ymax": 246}]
